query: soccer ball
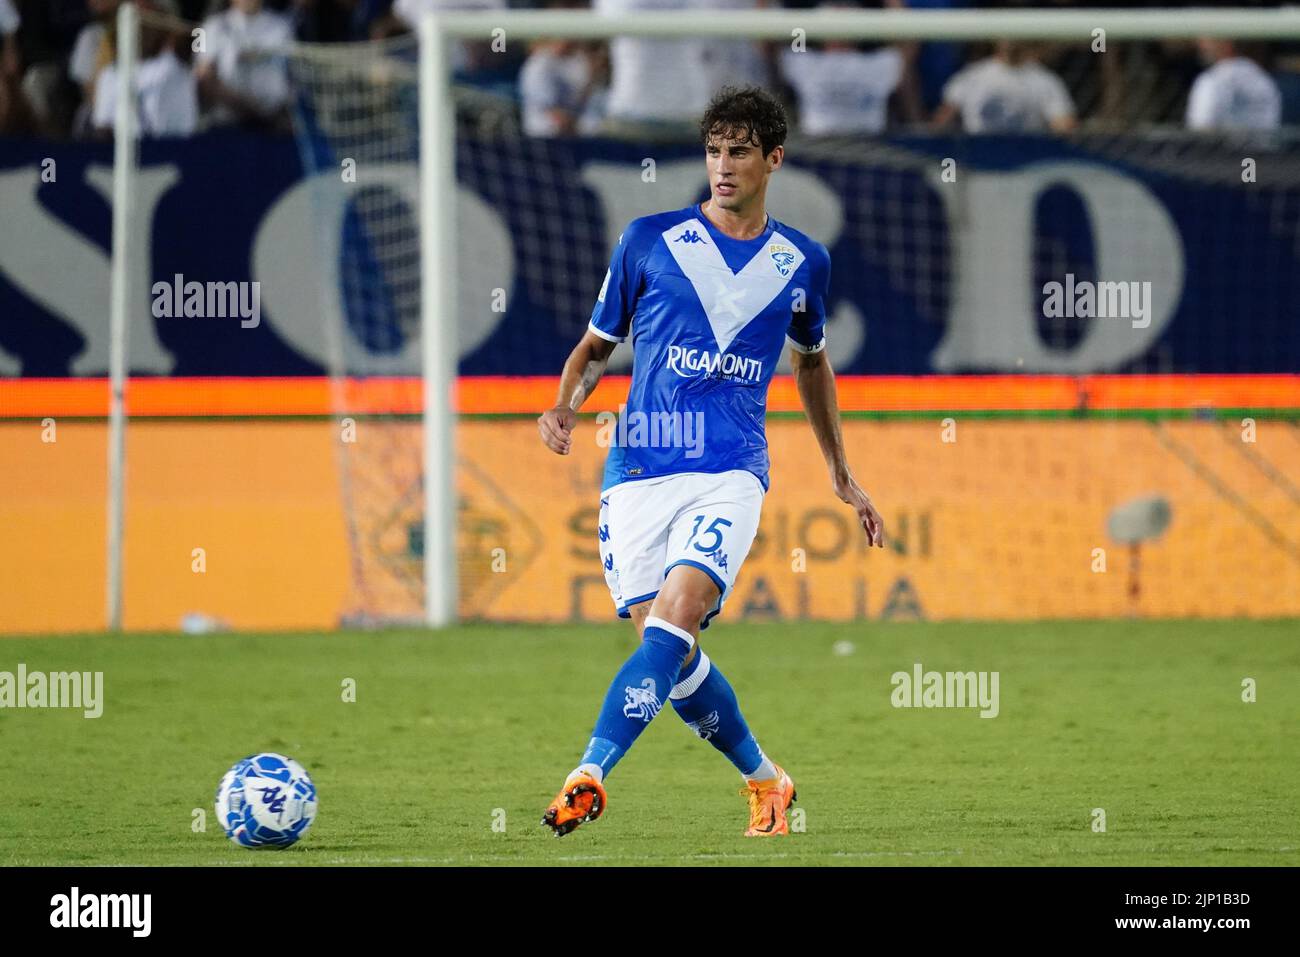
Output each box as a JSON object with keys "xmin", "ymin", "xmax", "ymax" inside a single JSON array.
[{"xmin": 215, "ymin": 752, "xmax": 318, "ymax": 848}]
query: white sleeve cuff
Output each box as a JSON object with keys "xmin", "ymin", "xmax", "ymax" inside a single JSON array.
[
  {"xmin": 786, "ymin": 334, "xmax": 826, "ymax": 355},
  {"xmin": 588, "ymin": 321, "xmax": 626, "ymax": 344}
]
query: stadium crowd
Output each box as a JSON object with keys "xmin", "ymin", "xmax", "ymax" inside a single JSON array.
[{"xmin": 0, "ymin": 0, "xmax": 1293, "ymax": 139}]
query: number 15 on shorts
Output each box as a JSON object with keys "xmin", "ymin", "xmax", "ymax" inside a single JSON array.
[{"xmin": 684, "ymin": 515, "xmax": 732, "ymax": 570}]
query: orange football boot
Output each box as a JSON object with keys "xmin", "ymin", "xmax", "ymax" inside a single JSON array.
[
  {"xmin": 540, "ymin": 771, "xmax": 607, "ymax": 837},
  {"xmin": 741, "ymin": 764, "xmax": 796, "ymax": 837}
]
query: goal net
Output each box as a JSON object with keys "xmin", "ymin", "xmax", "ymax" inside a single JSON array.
[
  {"xmin": 287, "ymin": 36, "xmax": 427, "ymax": 626},
  {"xmin": 101, "ymin": 6, "xmax": 1300, "ymax": 630},
  {"xmin": 289, "ymin": 10, "xmax": 1300, "ymax": 625}
]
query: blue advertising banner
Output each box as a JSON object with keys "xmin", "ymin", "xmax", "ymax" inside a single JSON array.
[{"xmin": 0, "ymin": 131, "xmax": 1295, "ymax": 378}]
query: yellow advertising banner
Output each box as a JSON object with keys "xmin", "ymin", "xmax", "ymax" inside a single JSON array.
[
  {"xmin": 1, "ymin": 417, "xmax": 1296, "ymax": 634},
  {"xmin": 458, "ymin": 418, "xmax": 1300, "ymax": 624}
]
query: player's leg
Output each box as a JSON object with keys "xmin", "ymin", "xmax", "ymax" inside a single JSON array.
[
  {"xmin": 540, "ymin": 608, "xmax": 693, "ymax": 836},
  {"xmin": 626, "ymin": 598, "xmax": 695, "ymax": 665},
  {"xmin": 654, "ymin": 470, "xmax": 797, "ymax": 836},
  {"xmin": 630, "ymin": 590, "xmax": 774, "ymax": 789},
  {"xmin": 541, "ymin": 480, "xmax": 689, "ymax": 837},
  {"xmin": 670, "ymin": 641, "xmax": 795, "ymax": 836}
]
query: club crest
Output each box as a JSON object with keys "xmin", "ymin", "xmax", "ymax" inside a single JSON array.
[{"xmin": 769, "ymin": 243, "xmax": 797, "ymax": 277}]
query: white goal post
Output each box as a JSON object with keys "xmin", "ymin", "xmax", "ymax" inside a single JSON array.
[
  {"xmin": 106, "ymin": 0, "xmax": 139, "ymax": 631},
  {"xmin": 105, "ymin": 4, "xmax": 1300, "ymax": 630}
]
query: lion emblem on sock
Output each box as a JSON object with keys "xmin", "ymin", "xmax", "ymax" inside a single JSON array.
[
  {"xmin": 687, "ymin": 709, "xmax": 721, "ymax": 741},
  {"xmin": 622, "ymin": 678, "xmax": 662, "ymax": 722}
]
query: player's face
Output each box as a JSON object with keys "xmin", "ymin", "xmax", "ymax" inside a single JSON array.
[{"xmin": 705, "ymin": 131, "xmax": 782, "ymax": 211}]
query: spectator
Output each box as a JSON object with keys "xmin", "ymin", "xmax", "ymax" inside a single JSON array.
[
  {"xmin": 519, "ymin": 33, "xmax": 608, "ymax": 138},
  {"xmin": 91, "ymin": 0, "xmax": 198, "ymax": 137},
  {"xmin": 595, "ymin": 0, "xmax": 713, "ymax": 139},
  {"xmin": 1186, "ymin": 38, "xmax": 1281, "ymax": 132},
  {"xmin": 933, "ymin": 40, "xmax": 1076, "ymax": 134},
  {"xmin": 0, "ymin": 0, "xmax": 35, "ymax": 133},
  {"xmin": 195, "ymin": 0, "xmax": 295, "ymax": 130},
  {"xmin": 702, "ymin": 0, "xmax": 773, "ymax": 97},
  {"xmin": 10, "ymin": 0, "xmax": 88, "ymax": 133},
  {"xmin": 70, "ymin": 1, "xmax": 119, "ymax": 130},
  {"xmin": 780, "ymin": 3, "xmax": 912, "ymax": 135}
]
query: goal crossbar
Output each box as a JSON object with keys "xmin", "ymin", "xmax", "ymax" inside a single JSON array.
[{"xmin": 418, "ymin": 8, "xmax": 1300, "ymax": 43}]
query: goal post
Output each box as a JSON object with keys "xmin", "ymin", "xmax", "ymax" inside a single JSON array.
[
  {"xmin": 107, "ymin": 0, "xmax": 140, "ymax": 632},
  {"xmin": 418, "ymin": 14, "xmax": 459, "ymax": 628}
]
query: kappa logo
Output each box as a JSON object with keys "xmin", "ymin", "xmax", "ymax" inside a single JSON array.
[
  {"xmin": 687, "ymin": 709, "xmax": 721, "ymax": 741},
  {"xmin": 675, "ymin": 229, "xmax": 708, "ymax": 245},
  {"xmin": 623, "ymin": 678, "xmax": 662, "ymax": 722},
  {"xmin": 769, "ymin": 244, "xmax": 797, "ymax": 277}
]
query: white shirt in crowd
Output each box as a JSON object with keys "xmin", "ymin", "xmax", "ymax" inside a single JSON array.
[
  {"xmin": 92, "ymin": 50, "xmax": 199, "ymax": 137},
  {"xmin": 519, "ymin": 47, "xmax": 605, "ymax": 137},
  {"xmin": 942, "ymin": 57, "xmax": 1074, "ymax": 133},
  {"xmin": 196, "ymin": 5, "xmax": 295, "ymax": 121},
  {"xmin": 702, "ymin": 0, "xmax": 768, "ymax": 95},
  {"xmin": 69, "ymin": 22, "xmax": 107, "ymax": 88},
  {"xmin": 1186, "ymin": 57, "xmax": 1282, "ymax": 132},
  {"xmin": 393, "ymin": 0, "xmax": 507, "ymax": 73},
  {"xmin": 781, "ymin": 47, "xmax": 903, "ymax": 135},
  {"xmin": 595, "ymin": 0, "xmax": 713, "ymax": 122},
  {"xmin": 0, "ymin": 0, "xmax": 19, "ymax": 35}
]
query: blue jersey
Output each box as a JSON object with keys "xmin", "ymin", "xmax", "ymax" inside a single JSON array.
[{"xmin": 589, "ymin": 202, "xmax": 830, "ymax": 492}]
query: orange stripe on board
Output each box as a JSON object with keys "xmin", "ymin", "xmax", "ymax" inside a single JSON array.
[
  {"xmin": 0, "ymin": 375, "xmax": 1296, "ymax": 418},
  {"xmin": 1083, "ymin": 374, "xmax": 1300, "ymax": 411}
]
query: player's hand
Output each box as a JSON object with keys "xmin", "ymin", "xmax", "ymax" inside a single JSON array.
[
  {"xmin": 538, "ymin": 405, "xmax": 577, "ymax": 455},
  {"xmin": 833, "ymin": 473, "xmax": 885, "ymax": 548}
]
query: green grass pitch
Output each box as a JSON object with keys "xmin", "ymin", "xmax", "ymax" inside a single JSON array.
[{"xmin": 1, "ymin": 620, "xmax": 1296, "ymax": 866}]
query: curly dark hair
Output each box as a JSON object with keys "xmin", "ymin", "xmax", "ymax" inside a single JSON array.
[{"xmin": 698, "ymin": 86, "xmax": 789, "ymax": 158}]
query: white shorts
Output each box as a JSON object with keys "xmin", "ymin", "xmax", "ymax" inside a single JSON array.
[{"xmin": 598, "ymin": 469, "xmax": 765, "ymax": 629}]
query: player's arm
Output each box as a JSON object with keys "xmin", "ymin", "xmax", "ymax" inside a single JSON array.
[
  {"xmin": 791, "ymin": 347, "xmax": 885, "ymax": 547},
  {"xmin": 542, "ymin": 221, "xmax": 642, "ymax": 454},
  {"xmin": 537, "ymin": 330, "xmax": 618, "ymax": 455}
]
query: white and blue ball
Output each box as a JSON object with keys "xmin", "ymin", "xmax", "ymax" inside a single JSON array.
[{"xmin": 215, "ymin": 752, "xmax": 318, "ymax": 848}]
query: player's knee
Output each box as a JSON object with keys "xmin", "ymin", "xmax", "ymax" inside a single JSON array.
[{"xmin": 651, "ymin": 590, "xmax": 711, "ymax": 636}]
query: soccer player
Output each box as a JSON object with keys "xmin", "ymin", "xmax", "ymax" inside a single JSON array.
[{"xmin": 536, "ymin": 86, "xmax": 885, "ymax": 838}]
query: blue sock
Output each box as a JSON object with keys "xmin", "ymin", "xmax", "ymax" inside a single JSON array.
[
  {"xmin": 577, "ymin": 616, "xmax": 694, "ymax": 780},
  {"xmin": 670, "ymin": 651, "xmax": 767, "ymax": 777}
]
